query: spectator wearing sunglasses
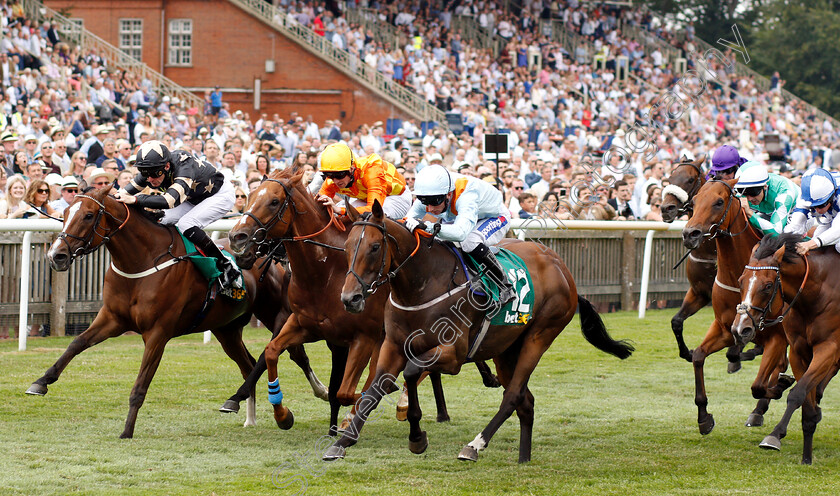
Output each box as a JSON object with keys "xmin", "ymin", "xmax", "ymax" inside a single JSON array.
[
  {"xmin": 317, "ymin": 142, "xmax": 412, "ymax": 218},
  {"xmin": 115, "ymin": 140, "xmax": 241, "ymax": 289},
  {"xmin": 50, "ymin": 176, "xmax": 80, "ymax": 213},
  {"xmin": 785, "ymin": 169, "xmax": 840, "ymax": 255},
  {"xmin": 87, "ymin": 167, "xmax": 116, "ymax": 190},
  {"xmin": 734, "ymin": 161, "xmax": 799, "ymax": 237},
  {"xmin": 12, "ymin": 179, "xmax": 58, "ymax": 219}
]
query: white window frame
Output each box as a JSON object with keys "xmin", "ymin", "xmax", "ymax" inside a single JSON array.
[
  {"xmin": 167, "ymin": 19, "xmax": 193, "ymax": 67},
  {"xmin": 119, "ymin": 18, "xmax": 143, "ymax": 61}
]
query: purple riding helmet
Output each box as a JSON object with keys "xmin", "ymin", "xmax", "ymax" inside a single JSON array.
[{"xmin": 709, "ymin": 145, "xmax": 748, "ymax": 177}]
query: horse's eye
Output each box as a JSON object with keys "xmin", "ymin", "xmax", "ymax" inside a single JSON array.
[
  {"xmin": 84, "ymin": 212, "xmax": 94, "ymax": 220},
  {"xmin": 762, "ymin": 283, "xmax": 773, "ymax": 292},
  {"xmin": 714, "ymin": 198, "xmax": 724, "ymax": 207},
  {"xmin": 371, "ymin": 243, "xmax": 380, "ymax": 252},
  {"xmin": 270, "ymin": 198, "xmax": 280, "ymax": 207}
]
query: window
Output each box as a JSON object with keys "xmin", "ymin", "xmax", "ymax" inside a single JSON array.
[
  {"xmin": 168, "ymin": 19, "xmax": 192, "ymax": 66},
  {"xmin": 119, "ymin": 19, "xmax": 143, "ymax": 61}
]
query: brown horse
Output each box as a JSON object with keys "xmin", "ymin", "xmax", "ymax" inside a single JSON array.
[
  {"xmin": 228, "ymin": 168, "xmax": 474, "ymax": 435},
  {"xmin": 732, "ymin": 234, "xmax": 839, "ymax": 464},
  {"xmin": 322, "ymin": 200, "xmax": 634, "ymax": 463},
  {"xmin": 682, "ymin": 179, "xmax": 792, "ymax": 434},
  {"xmin": 661, "ymin": 155, "xmax": 759, "ymax": 370},
  {"xmin": 35, "ymin": 185, "xmax": 323, "ymax": 437}
]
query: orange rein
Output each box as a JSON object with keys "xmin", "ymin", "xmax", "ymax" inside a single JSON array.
[{"xmin": 291, "ymin": 203, "xmax": 346, "ymax": 241}]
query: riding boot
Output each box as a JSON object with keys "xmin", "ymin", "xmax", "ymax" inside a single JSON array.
[
  {"xmin": 184, "ymin": 226, "xmax": 242, "ymax": 289},
  {"xmin": 470, "ymin": 243, "xmax": 516, "ymax": 305}
]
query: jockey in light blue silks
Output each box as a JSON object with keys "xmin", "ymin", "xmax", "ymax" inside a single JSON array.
[{"xmin": 785, "ymin": 168, "xmax": 840, "ymax": 255}]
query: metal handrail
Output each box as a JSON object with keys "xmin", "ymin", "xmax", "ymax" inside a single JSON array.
[
  {"xmin": 21, "ymin": 0, "xmax": 204, "ymax": 110},
  {"xmin": 344, "ymin": 7, "xmax": 408, "ymax": 51},
  {"xmin": 230, "ymin": 0, "xmax": 445, "ymax": 126}
]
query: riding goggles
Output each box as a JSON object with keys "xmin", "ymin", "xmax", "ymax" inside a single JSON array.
[
  {"xmin": 140, "ymin": 167, "xmax": 166, "ymax": 179},
  {"xmin": 323, "ymin": 170, "xmax": 352, "ymax": 180},
  {"xmin": 735, "ymin": 186, "xmax": 763, "ymax": 197},
  {"xmin": 417, "ymin": 194, "xmax": 447, "ymax": 206}
]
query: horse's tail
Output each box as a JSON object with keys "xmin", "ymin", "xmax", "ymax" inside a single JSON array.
[{"xmin": 577, "ymin": 296, "xmax": 634, "ymax": 359}]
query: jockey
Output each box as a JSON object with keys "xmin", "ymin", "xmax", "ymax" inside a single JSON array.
[
  {"xmin": 784, "ymin": 168, "xmax": 840, "ymax": 255},
  {"xmin": 709, "ymin": 144, "xmax": 747, "ymax": 180},
  {"xmin": 406, "ymin": 164, "xmax": 516, "ymax": 304},
  {"xmin": 734, "ymin": 161, "xmax": 798, "ymax": 236},
  {"xmin": 317, "ymin": 142, "xmax": 412, "ymax": 218},
  {"xmin": 115, "ymin": 140, "xmax": 241, "ymax": 288}
]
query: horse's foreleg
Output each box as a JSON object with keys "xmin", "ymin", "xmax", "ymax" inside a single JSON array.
[
  {"xmin": 120, "ymin": 331, "xmax": 169, "ymax": 439},
  {"xmin": 288, "ymin": 344, "xmax": 328, "ymax": 401},
  {"xmin": 404, "ymin": 361, "xmax": 429, "ymax": 454},
  {"xmin": 746, "ymin": 329, "xmax": 789, "ymax": 427},
  {"xmin": 265, "ymin": 314, "xmax": 308, "ymax": 431},
  {"xmin": 327, "ymin": 344, "xmax": 349, "ymax": 437},
  {"xmin": 213, "ymin": 324, "xmax": 258, "ymax": 427},
  {"xmin": 335, "ymin": 338, "xmax": 378, "ymax": 407},
  {"xmin": 672, "ymin": 287, "xmax": 709, "ymax": 362},
  {"xmin": 692, "ymin": 320, "xmax": 733, "ymax": 435},
  {"xmin": 27, "ymin": 311, "xmax": 125, "ymax": 395},
  {"xmin": 324, "ymin": 338, "xmax": 406, "ymax": 461},
  {"xmin": 430, "ymin": 372, "xmax": 450, "ymax": 422},
  {"xmin": 761, "ymin": 342, "xmax": 838, "ymax": 461}
]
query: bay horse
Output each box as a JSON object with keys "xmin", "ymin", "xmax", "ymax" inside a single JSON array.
[
  {"xmin": 682, "ymin": 179, "xmax": 792, "ymax": 434},
  {"xmin": 228, "ymin": 168, "xmax": 476, "ymax": 435},
  {"xmin": 661, "ymin": 155, "xmax": 759, "ymax": 370},
  {"xmin": 732, "ymin": 234, "xmax": 839, "ymax": 464},
  {"xmin": 322, "ymin": 200, "xmax": 634, "ymax": 463},
  {"xmin": 36, "ymin": 184, "xmax": 324, "ymax": 438}
]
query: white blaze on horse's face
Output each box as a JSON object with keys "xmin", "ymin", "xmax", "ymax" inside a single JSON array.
[
  {"xmin": 245, "ymin": 188, "xmax": 268, "ymax": 214},
  {"xmin": 733, "ymin": 272, "xmax": 759, "ymax": 336},
  {"xmin": 48, "ymin": 202, "xmax": 81, "ymax": 259}
]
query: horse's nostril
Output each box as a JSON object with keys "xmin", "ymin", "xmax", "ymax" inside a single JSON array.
[{"xmin": 351, "ymin": 294, "xmax": 363, "ymax": 304}]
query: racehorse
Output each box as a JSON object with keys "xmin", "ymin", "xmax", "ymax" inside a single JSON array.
[
  {"xmin": 228, "ymin": 168, "xmax": 487, "ymax": 434},
  {"xmin": 732, "ymin": 234, "xmax": 839, "ymax": 464},
  {"xmin": 35, "ymin": 184, "xmax": 324, "ymax": 438},
  {"xmin": 682, "ymin": 179, "xmax": 793, "ymax": 434},
  {"xmin": 661, "ymin": 155, "xmax": 759, "ymax": 370},
  {"xmin": 322, "ymin": 200, "xmax": 634, "ymax": 463}
]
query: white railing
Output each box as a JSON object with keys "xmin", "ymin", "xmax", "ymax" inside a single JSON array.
[{"xmin": 0, "ymin": 218, "xmax": 687, "ymax": 351}]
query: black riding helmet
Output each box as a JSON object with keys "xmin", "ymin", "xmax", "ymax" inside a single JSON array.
[{"xmin": 135, "ymin": 140, "xmax": 171, "ymax": 178}]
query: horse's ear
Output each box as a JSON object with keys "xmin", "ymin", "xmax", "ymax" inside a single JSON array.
[
  {"xmin": 291, "ymin": 167, "xmax": 305, "ymax": 184},
  {"xmin": 696, "ymin": 154, "xmax": 707, "ymax": 167},
  {"xmin": 99, "ymin": 183, "xmax": 115, "ymax": 198},
  {"xmin": 750, "ymin": 244, "xmax": 759, "ymax": 257},
  {"xmin": 773, "ymin": 245, "xmax": 786, "ymax": 263},
  {"xmin": 371, "ymin": 199, "xmax": 384, "ymax": 221},
  {"xmin": 346, "ymin": 202, "xmax": 361, "ymax": 222},
  {"xmin": 262, "ymin": 174, "xmax": 268, "ymax": 183}
]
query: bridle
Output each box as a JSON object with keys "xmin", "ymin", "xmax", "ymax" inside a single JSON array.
[
  {"xmin": 241, "ymin": 178, "xmax": 299, "ymax": 257},
  {"xmin": 669, "ymin": 159, "xmax": 706, "ymax": 217},
  {"xmin": 346, "ymin": 213, "xmax": 437, "ymax": 298},
  {"xmin": 704, "ymin": 179, "xmax": 751, "ymax": 240},
  {"xmin": 55, "ymin": 194, "xmax": 130, "ymax": 260},
  {"xmin": 736, "ymin": 256, "xmax": 810, "ymax": 332}
]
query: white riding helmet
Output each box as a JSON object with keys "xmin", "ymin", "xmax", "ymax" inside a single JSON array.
[
  {"xmin": 413, "ymin": 165, "xmax": 455, "ymax": 197},
  {"xmin": 801, "ymin": 168, "xmax": 837, "ymax": 207},
  {"xmin": 734, "ymin": 161, "xmax": 769, "ymax": 190}
]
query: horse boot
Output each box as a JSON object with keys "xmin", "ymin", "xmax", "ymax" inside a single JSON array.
[
  {"xmin": 470, "ymin": 243, "xmax": 516, "ymax": 305},
  {"xmin": 184, "ymin": 226, "xmax": 242, "ymax": 289}
]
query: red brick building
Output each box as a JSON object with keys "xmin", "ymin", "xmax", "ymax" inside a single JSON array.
[{"xmin": 45, "ymin": 0, "xmax": 410, "ymax": 129}]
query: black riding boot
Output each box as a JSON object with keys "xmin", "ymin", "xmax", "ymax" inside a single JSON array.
[
  {"xmin": 470, "ymin": 243, "xmax": 515, "ymax": 304},
  {"xmin": 184, "ymin": 226, "xmax": 242, "ymax": 289}
]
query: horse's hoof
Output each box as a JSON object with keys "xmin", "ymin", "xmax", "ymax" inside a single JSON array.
[
  {"xmin": 276, "ymin": 410, "xmax": 295, "ymax": 430},
  {"xmin": 118, "ymin": 431, "xmax": 133, "ymax": 439},
  {"xmin": 801, "ymin": 457, "xmax": 812, "ymax": 465},
  {"xmin": 219, "ymin": 400, "xmax": 240, "ymax": 413},
  {"xmin": 25, "ymin": 383, "xmax": 48, "ymax": 396},
  {"xmin": 483, "ymin": 375, "xmax": 502, "ymax": 388},
  {"xmin": 745, "ymin": 413, "xmax": 763, "ymax": 427},
  {"xmin": 409, "ymin": 431, "xmax": 428, "ymax": 454},
  {"xmin": 457, "ymin": 445, "xmax": 479, "ymax": 462},
  {"xmin": 322, "ymin": 445, "xmax": 345, "ymax": 461},
  {"xmin": 759, "ymin": 435, "xmax": 781, "ymax": 451},
  {"xmin": 698, "ymin": 415, "xmax": 715, "ymax": 435},
  {"xmin": 396, "ymin": 404, "xmax": 408, "ymax": 422},
  {"xmin": 315, "ymin": 386, "xmax": 329, "ymax": 402},
  {"xmin": 727, "ymin": 361, "xmax": 742, "ymax": 374},
  {"xmin": 778, "ymin": 374, "xmax": 795, "ymax": 389},
  {"xmin": 437, "ymin": 413, "xmax": 451, "ymax": 423}
]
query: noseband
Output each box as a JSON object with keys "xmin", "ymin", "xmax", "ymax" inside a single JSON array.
[
  {"xmin": 56, "ymin": 194, "xmax": 130, "ymax": 260},
  {"xmin": 736, "ymin": 257, "xmax": 810, "ymax": 332},
  {"xmin": 669, "ymin": 160, "xmax": 706, "ymax": 217},
  {"xmin": 704, "ymin": 180, "xmax": 750, "ymax": 240}
]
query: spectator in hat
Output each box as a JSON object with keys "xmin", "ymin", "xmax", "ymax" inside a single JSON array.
[
  {"xmin": 23, "ymin": 134, "xmax": 38, "ymax": 162},
  {"xmin": 80, "ymin": 125, "xmax": 109, "ymax": 163},
  {"xmin": 50, "ymin": 175, "xmax": 79, "ymax": 212},
  {"xmin": 2, "ymin": 132, "xmax": 17, "ymax": 176},
  {"xmin": 87, "ymin": 167, "xmax": 115, "ymax": 190}
]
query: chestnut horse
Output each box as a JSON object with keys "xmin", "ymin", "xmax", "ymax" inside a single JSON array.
[
  {"xmin": 36, "ymin": 185, "xmax": 324, "ymax": 438},
  {"xmin": 322, "ymin": 201, "xmax": 634, "ymax": 463},
  {"xmin": 682, "ymin": 179, "xmax": 792, "ymax": 434},
  {"xmin": 733, "ymin": 234, "xmax": 839, "ymax": 464},
  {"xmin": 228, "ymin": 168, "xmax": 474, "ymax": 435},
  {"xmin": 661, "ymin": 155, "xmax": 759, "ymax": 370}
]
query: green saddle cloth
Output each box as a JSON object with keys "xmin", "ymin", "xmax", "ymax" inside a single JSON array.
[
  {"xmin": 178, "ymin": 229, "xmax": 246, "ymax": 300},
  {"xmin": 465, "ymin": 248, "xmax": 535, "ymax": 326}
]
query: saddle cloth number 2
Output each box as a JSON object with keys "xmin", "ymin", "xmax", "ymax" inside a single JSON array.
[{"xmin": 506, "ymin": 268, "xmax": 531, "ymax": 313}]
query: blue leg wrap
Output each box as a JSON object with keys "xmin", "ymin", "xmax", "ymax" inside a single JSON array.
[{"xmin": 268, "ymin": 379, "xmax": 284, "ymax": 405}]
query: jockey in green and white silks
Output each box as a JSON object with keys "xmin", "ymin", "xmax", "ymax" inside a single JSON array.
[{"xmin": 734, "ymin": 161, "xmax": 798, "ymax": 236}]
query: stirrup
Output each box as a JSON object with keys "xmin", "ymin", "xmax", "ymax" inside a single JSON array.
[
  {"xmin": 498, "ymin": 285, "xmax": 516, "ymax": 305},
  {"xmin": 218, "ymin": 263, "xmax": 242, "ymax": 289}
]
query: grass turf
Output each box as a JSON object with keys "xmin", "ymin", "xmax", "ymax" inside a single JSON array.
[{"xmin": 1, "ymin": 307, "xmax": 838, "ymax": 495}]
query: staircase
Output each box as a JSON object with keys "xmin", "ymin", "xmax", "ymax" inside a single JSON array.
[
  {"xmin": 228, "ymin": 0, "xmax": 446, "ymax": 126},
  {"xmin": 21, "ymin": 0, "xmax": 203, "ymax": 111}
]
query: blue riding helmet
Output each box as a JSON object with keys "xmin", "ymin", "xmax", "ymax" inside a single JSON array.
[{"xmin": 800, "ymin": 168, "xmax": 837, "ymax": 208}]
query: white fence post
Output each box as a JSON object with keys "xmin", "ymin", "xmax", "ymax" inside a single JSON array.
[
  {"xmin": 18, "ymin": 231, "xmax": 32, "ymax": 351},
  {"xmin": 638, "ymin": 230, "xmax": 656, "ymax": 319}
]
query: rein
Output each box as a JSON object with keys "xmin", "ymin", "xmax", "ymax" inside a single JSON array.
[
  {"xmin": 736, "ymin": 255, "xmax": 811, "ymax": 331},
  {"xmin": 56, "ymin": 194, "xmax": 131, "ymax": 260},
  {"xmin": 705, "ymin": 180, "xmax": 752, "ymax": 240}
]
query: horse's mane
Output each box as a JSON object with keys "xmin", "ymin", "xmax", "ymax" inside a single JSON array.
[{"xmin": 754, "ymin": 233, "xmax": 803, "ymax": 264}]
